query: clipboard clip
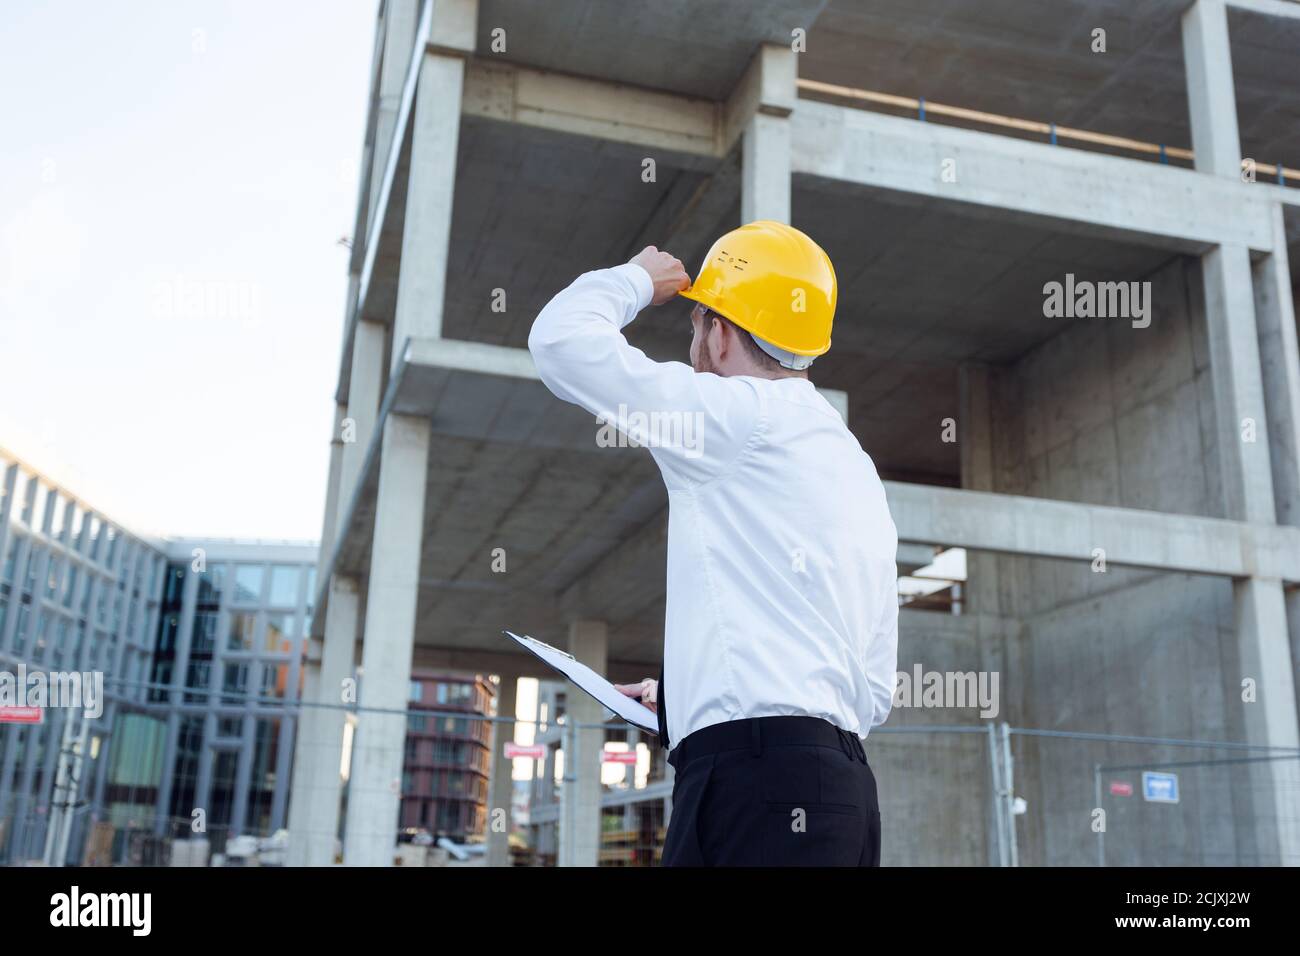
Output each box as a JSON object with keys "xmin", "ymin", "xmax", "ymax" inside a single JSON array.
[{"xmin": 505, "ymin": 630, "xmax": 575, "ymax": 662}]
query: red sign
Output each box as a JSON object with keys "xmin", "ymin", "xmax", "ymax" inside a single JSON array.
[
  {"xmin": 602, "ymin": 750, "xmax": 638, "ymax": 765},
  {"xmin": 1109, "ymin": 781, "xmax": 1134, "ymax": 797},
  {"xmin": 504, "ymin": 742, "xmax": 545, "ymax": 760},
  {"xmin": 0, "ymin": 707, "xmax": 43, "ymax": 725}
]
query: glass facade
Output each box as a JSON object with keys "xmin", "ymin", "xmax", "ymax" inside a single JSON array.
[
  {"xmin": 0, "ymin": 452, "xmax": 165, "ymax": 865},
  {"xmin": 147, "ymin": 548, "xmax": 315, "ymax": 846},
  {"xmin": 0, "ymin": 451, "xmax": 318, "ymax": 863}
]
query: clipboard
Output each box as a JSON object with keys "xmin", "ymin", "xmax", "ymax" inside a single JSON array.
[{"xmin": 504, "ymin": 630, "xmax": 658, "ymax": 734}]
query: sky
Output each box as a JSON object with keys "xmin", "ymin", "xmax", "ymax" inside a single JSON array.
[{"xmin": 0, "ymin": 0, "xmax": 378, "ymax": 540}]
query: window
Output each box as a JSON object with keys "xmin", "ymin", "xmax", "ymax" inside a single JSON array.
[
  {"xmin": 197, "ymin": 564, "xmax": 225, "ymax": 605},
  {"xmin": 184, "ymin": 661, "xmax": 211, "ymax": 704},
  {"xmin": 232, "ymin": 564, "xmax": 264, "ymax": 604},
  {"xmin": 227, "ymin": 612, "xmax": 257, "ymax": 652},
  {"xmin": 192, "ymin": 611, "xmax": 218, "ymax": 655},
  {"xmin": 267, "ymin": 565, "xmax": 300, "ymax": 607},
  {"xmin": 222, "ymin": 662, "xmax": 249, "ymax": 704},
  {"xmin": 158, "ymin": 614, "xmax": 180, "ymax": 654},
  {"xmin": 0, "ymin": 536, "xmax": 17, "ymax": 584},
  {"xmin": 261, "ymin": 661, "xmax": 286, "ymax": 700},
  {"xmin": 264, "ymin": 614, "xmax": 294, "ymax": 653},
  {"xmin": 409, "ymin": 681, "xmax": 422, "ymax": 703},
  {"xmin": 148, "ymin": 660, "xmax": 172, "ymax": 702}
]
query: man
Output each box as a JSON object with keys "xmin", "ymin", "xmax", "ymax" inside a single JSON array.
[{"xmin": 529, "ymin": 220, "xmax": 898, "ymax": 866}]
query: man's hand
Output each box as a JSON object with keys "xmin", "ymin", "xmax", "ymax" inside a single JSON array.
[
  {"xmin": 629, "ymin": 246, "xmax": 690, "ymax": 306},
  {"xmin": 614, "ymin": 678, "xmax": 657, "ymax": 713}
]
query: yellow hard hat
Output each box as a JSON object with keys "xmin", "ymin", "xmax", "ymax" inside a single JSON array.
[{"xmin": 678, "ymin": 220, "xmax": 837, "ymax": 366}]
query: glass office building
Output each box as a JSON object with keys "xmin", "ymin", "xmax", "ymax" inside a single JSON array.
[
  {"xmin": 0, "ymin": 448, "xmax": 166, "ymax": 864},
  {"xmin": 0, "ymin": 447, "xmax": 317, "ymax": 864},
  {"xmin": 145, "ymin": 541, "xmax": 317, "ymax": 851}
]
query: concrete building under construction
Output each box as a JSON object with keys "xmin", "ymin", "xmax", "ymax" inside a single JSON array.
[{"xmin": 290, "ymin": 0, "xmax": 1300, "ymax": 866}]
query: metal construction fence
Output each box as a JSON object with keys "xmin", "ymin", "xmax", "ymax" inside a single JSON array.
[
  {"xmin": 512, "ymin": 718, "xmax": 1300, "ymax": 867},
  {"xmin": 3, "ymin": 699, "xmax": 1297, "ymax": 866}
]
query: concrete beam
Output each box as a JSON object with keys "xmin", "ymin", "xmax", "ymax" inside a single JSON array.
[
  {"xmin": 400, "ymin": 337, "xmax": 849, "ymax": 415},
  {"xmin": 462, "ymin": 59, "xmax": 720, "ymax": 159},
  {"xmin": 885, "ymin": 481, "xmax": 1300, "ymax": 582},
  {"xmin": 791, "ymin": 100, "xmax": 1276, "ymax": 254},
  {"xmin": 721, "ymin": 44, "xmax": 797, "ymax": 156},
  {"xmin": 1227, "ymin": 0, "xmax": 1300, "ymax": 19}
]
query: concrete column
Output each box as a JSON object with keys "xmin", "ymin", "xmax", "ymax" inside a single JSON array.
[
  {"xmin": 317, "ymin": 403, "xmax": 347, "ymax": 580},
  {"xmin": 367, "ymin": 0, "xmax": 420, "ymax": 237},
  {"xmin": 342, "ymin": 414, "xmax": 430, "ymax": 866},
  {"xmin": 485, "ymin": 674, "xmax": 519, "ymax": 867},
  {"xmin": 390, "ymin": 48, "xmax": 465, "ymax": 365},
  {"xmin": 559, "ymin": 620, "xmax": 607, "ymax": 867},
  {"xmin": 1234, "ymin": 576, "xmax": 1300, "ymax": 863},
  {"xmin": 737, "ymin": 45, "xmax": 795, "ymax": 225},
  {"xmin": 1252, "ymin": 204, "xmax": 1300, "ymax": 527},
  {"xmin": 742, "ymin": 113, "xmax": 791, "ymax": 224},
  {"xmin": 1200, "ymin": 235, "xmax": 1300, "ymax": 862},
  {"xmin": 287, "ymin": 574, "xmax": 359, "ymax": 866},
  {"xmin": 337, "ymin": 321, "xmax": 386, "ymax": 531},
  {"xmin": 958, "ymin": 363, "xmax": 1001, "ymax": 611},
  {"xmin": 1182, "ymin": 0, "xmax": 1241, "ymax": 179},
  {"xmin": 1202, "ymin": 244, "xmax": 1277, "ymax": 524}
]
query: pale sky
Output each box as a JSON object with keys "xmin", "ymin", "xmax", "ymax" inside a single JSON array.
[{"xmin": 0, "ymin": 0, "xmax": 378, "ymax": 540}]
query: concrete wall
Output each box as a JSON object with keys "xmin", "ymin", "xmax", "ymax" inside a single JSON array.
[
  {"xmin": 972, "ymin": 255, "xmax": 1266, "ymax": 864},
  {"xmin": 876, "ymin": 610, "xmax": 994, "ymax": 866}
]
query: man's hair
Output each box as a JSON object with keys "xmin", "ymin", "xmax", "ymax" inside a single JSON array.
[{"xmin": 700, "ymin": 307, "xmax": 785, "ymax": 373}]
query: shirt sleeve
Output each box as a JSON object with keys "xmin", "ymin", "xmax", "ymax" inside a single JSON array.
[
  {"xmin": 528, "ymin": 263, "xmax": 763, "ymax": 485},
  {"xmin": 865, "ymin": 571, "xmax": 900, "ymax": 728}
]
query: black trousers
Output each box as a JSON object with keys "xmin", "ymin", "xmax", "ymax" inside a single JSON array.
[{"xmin": 660, "ymin": 715, "xmax": 881, "ymax": 867}]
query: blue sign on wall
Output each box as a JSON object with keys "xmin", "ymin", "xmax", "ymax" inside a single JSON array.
[{"xmin": 1142, "ymin": 771, "xmax": 1179, "ymax": 804}]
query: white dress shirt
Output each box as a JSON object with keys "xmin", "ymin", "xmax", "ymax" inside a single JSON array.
[{"xmin": 529, "ymin": 263, "xmax": 899, "ymax": 741}]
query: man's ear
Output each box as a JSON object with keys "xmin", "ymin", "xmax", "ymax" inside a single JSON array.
[{"xmin": 709, "ymin": 313, "xmax": 728, "ymax": 360}]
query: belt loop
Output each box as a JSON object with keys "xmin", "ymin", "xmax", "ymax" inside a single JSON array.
[
  {"xmin": 750, "ymin": 719, "xmax": 762, "ymax": 757},
  {"xmin": 836, "ymin": 727, "xmax": 851, "ymax": 761}
]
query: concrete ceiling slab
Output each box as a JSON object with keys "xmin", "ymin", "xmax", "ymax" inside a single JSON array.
[
  {"xmin": 475, "ymin": 0, "xmax": 830, "ymax": 100},
  {"xmin": 801, "ymin": 0, "xmax": 1192, "ymax": 149},
  {"xmin": 1229, "ymin": 6, "xmax": 1300, "ymax": 177},
  {"xmin": 800, "ymin": 0, "xmax": 1300, "ymax": 179}
]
